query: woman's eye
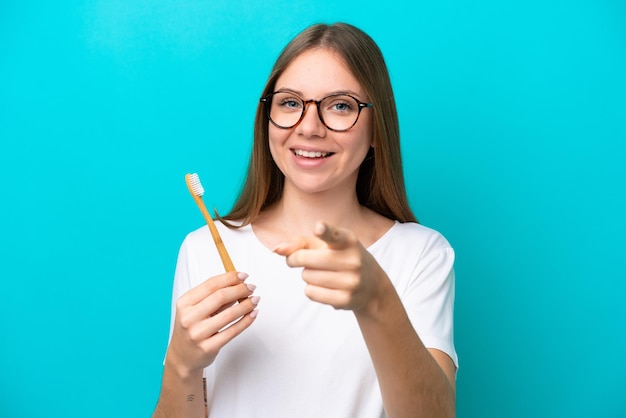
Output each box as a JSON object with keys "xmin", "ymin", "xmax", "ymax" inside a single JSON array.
[
  {"xmin": 328, "ymin": 100, "xmax": 353, "ymax": 112},
  {"xmin": 279, "ymin": 99, "xmax": 302, "ymax": 109}
]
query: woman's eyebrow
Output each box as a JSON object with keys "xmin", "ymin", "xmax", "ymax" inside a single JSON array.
[
  {"xmin": 273, "ymin": 87, "xmax": 304, "ymax": 95},
  {"xmin": 274, "ymin": 87, "xmax": 366, "ymax": 99}
]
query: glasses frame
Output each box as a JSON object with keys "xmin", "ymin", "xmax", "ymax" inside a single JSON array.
[{"xmin": 260, "ymin": 91, "xmax": 373, "ymax": 132}]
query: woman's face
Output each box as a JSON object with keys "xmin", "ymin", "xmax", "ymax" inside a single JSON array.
[{"xmin": 268, "ymin": 48, "xmax": 373, "ymax": 197}]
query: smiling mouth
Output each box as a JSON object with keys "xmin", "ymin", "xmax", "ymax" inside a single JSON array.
[{"xmin": 292, "ymin": 149, "xmax": 334, "ymax": 158}]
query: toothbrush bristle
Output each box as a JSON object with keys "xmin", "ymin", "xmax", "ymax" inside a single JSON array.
[{"xmin": 187, "ymin": 173, "xmax": 205, "ymax": 197}]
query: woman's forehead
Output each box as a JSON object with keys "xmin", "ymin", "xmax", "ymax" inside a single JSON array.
[{"xmin": 274, "ymin": 48, "xmax": 366, "ymax": 99}]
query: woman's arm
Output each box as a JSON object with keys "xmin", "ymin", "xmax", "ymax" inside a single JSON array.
[
  {"xmin": 153, "ymin": 272, "xmax": 259, "ymax": 417},
  {"xmin": 275, "ymin": 222, "xmax": 456, "ymax": 418},
  {"xmin": 153, "ymin": 365, "xmax": 206, "ymax": 418},
  {"xmin": 354, "ymin": 276, "xmax": 456, "ymax": 418}
]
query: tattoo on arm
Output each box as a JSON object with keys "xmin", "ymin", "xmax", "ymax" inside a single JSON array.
[{"xmin": 183, "ymin": 379, "xmax": 207, "ymax": 416}]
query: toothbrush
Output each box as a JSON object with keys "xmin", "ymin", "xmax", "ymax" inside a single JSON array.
[{"xmin": 185, "ymin": 173, "xmax": 236, "ymax": 272}]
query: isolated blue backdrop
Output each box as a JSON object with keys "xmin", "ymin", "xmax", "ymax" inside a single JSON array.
[{"xmin": 1, "ymin": 1, "xmax": 624, "ymax": 417}]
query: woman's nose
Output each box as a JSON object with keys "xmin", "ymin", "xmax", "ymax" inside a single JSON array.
[{"xmin": 295, "ymin": 102, "xmax": 326, "ymax": 137}]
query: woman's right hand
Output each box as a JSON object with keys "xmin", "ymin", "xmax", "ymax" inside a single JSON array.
[{"xmin": 165, "ymin": 271, "xmax": 259, "ymax": 378}]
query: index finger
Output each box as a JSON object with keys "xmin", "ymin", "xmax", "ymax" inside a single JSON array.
[{"xmin": 180, "ymin": 271, "xmax": 248, "ymax": 306}]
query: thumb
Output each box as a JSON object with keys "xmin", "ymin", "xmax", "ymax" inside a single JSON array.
[{"xmin": 272, "ymin": 236, "xmax": 311, "ymax": 256}]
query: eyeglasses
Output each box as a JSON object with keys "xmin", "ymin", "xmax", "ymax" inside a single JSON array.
[{"xmin": 260, "ymin": 91, "xmax": 373, "ymax": 132}]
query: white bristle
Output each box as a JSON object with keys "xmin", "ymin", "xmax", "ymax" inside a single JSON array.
[{"xmin": 188, "ymin": 173, "xmax": 205, "ymax": 197}]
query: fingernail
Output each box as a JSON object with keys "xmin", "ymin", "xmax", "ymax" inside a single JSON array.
[
  {"xmin": 250, "ymin": 309, "xmax": 259, "ymax": 319},
  {"xmin": 246, "ymin": 283, "xmax": 257, "ymax": 292},
  {"xmin": 314, "ymin": 222, "xmax": 326, "ymax": 235},
  {"xmin": 272, "ymin": 244, "xmax": 285, "ymax": 253},
  {"xmin": 250, "ymin": 296, "xmax": 261, "ymax": 305},
  {"xmin": 237, "ymin": 272, "xmax": 249, "ymax": 281}
]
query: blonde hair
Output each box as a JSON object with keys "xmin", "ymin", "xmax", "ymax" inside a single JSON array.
[{"xmin": 223, "ymin": 22, "xmax": 417, "ymax": 225}]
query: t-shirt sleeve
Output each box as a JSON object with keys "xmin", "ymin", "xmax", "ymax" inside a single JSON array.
[{"xmin": 403, "ymin": 239, "xmax": 458, "ymax": 368}]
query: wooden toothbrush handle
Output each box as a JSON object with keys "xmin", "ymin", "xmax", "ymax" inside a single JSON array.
[{"xmin": 195, "ymin": 197, "xmax": 236, "ymax": 272}]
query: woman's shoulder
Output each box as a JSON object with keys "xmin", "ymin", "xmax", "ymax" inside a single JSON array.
[
  {"xmin": 181, "ymin": 220, "xmax": 252, "ymax": 248},
  {"xmin": 381, "ymin": 221, "xmax": 453, "ymax": 252}
]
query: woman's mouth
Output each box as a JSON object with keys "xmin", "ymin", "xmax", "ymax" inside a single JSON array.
[{"xmin": 292, "ymin": 149, "xmax": 334, "ymax": 158}]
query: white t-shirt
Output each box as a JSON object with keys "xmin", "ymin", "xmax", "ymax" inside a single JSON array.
[{"xmin": 169, "ymin": 221, "xmax": 457, "ymax": 418}]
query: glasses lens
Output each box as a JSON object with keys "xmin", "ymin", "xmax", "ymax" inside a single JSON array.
[
  {"xmin": 319, "ymin": 95, "xmax": 360, "ymax": 131},
  {"xmin": 269, "ymin": 92, "xmax": 304, "ymax": 128}
]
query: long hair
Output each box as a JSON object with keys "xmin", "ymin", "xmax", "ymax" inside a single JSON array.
[{"xmin": 222, "ymin": 22, "xmax": 417, "ymax": 226}]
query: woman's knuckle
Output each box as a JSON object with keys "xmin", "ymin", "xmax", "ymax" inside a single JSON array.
[
  {"xmin": 178, "ymin": 313, "xmax": 192, "ymax": 329},
  {"xmin": 213, "ymin": 288, "xmax": 229, "ymax": 305},
  {"xmin": 175, "ymin": 298, "xmax": 186, "ymax": 312},
  {"xmin": 223, "ymin": 309, "xmax": 239, "ymax": 325},
  {"xmin": 285, "ymin": 254, "xmax": 297, "ymax": 267},
  {"xmin": 343, "ymin": 251, "xmax": 360, "ymax": 269},
  {"xmin": 303, "ymin": 284, "xmax": 315, "ymax": 299},
  {"xmin": 188, "ymin": 327, "xmax": 201, "ymax": 343}
]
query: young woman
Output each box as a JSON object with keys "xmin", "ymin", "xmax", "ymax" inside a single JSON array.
[{"xmin": 154, "ymin": 22, "xmax": 457, "ymax": 418}]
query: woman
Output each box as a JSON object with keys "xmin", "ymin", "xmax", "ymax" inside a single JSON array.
[{"xmin": 154, "ymin": 22, "xmax": 457, "ymax": 418}]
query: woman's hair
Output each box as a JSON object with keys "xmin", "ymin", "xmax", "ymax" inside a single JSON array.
[{"xmin": 223, "ymin": 22, "xmax": 417, "ymax": 225}]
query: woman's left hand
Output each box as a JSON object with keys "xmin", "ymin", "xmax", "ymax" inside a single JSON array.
[{"xmin": 273, "ymin": 222, "xmax": 386, "ymax": 312}]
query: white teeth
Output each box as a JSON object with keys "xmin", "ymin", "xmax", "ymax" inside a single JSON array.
[{"xmin": 294, "ymin": 149, "xmax": 330, "ymax": 158}]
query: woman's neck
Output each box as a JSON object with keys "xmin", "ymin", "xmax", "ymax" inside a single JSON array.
[
  {"xmin": 252, "ymin": 185, "xmax": 393, "ymax": 250},
  {"xmin": 278, "ymin": 190, "xmax": 363, "ymax": 231}
]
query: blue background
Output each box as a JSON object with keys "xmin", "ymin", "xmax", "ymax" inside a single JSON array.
[{"xmin": 1, "ymin": 1, "xmax": 625, "ymax": 417}]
